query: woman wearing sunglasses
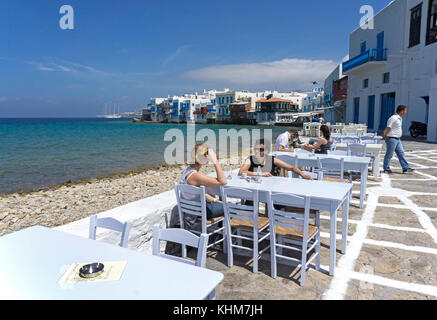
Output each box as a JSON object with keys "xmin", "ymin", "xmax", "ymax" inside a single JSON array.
[{"xmin": 238, "ymin": 139, "xmax": 312, "ymax": 180}]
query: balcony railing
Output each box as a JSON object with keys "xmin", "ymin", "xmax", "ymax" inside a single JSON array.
[{"xmin": 342, "ymin": 48, "xmax": 387, "ymax": 72}]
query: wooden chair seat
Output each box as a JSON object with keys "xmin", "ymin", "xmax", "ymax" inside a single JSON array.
[
  {"xmin": 231, "ymin": 216, "xmax": 269, "ymax": 231},
  {"xmin": 323, "ymin": 177, "xmax": 349, "ymax": 183},
  {"xmin": 275, "ymin": 224, "xmax": 318, "ymax": 240},
  {"xmin": 207, "ymin": 216, "xmax": 223, "ymax": 225}
]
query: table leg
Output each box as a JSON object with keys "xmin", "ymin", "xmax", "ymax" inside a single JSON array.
[
  {"xmin": 360, "ymin": 164, "xmax": 368, "ymax": 209},
  {"xmin": 341, "ymin": 194, "xmax": 350, "ymax": 254},
  {"xmin": 373, "ymin": 151, "xmax": 381, "ymax": 178},
  {"xmin": 329, "ymin": 201, "xmax": 337, "ymax": 276}
]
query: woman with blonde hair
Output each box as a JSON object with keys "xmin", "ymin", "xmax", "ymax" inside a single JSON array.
[{"xmin": 180, "ymin": 144, "xmax": 227, "ymax": 219}]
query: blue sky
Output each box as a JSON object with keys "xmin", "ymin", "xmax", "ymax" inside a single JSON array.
[{"xmin": 0, "ymin": 0, "xmax": 390, "ymax": 117}]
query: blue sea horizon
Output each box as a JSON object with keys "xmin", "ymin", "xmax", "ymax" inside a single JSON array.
[{"xmin": 0, "ymin": 118, "xmax": 286, "ymax": 195}]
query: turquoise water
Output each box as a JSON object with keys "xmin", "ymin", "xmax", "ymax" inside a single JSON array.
[{"xmin": 0, "ymin": 118, "xmax": 286, "ymax": 195}]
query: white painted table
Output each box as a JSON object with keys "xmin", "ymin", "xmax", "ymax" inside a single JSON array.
[
  {"xmin": 208, "ymin": 174, "xmax": 352, "ymax": 276},
  {"xmin": 0, "ymin": 226, "xmax": 223, "ymax": 300},
  {"xmin": 334, "ymin": 143, "xmax": 383, "ymax": 178},
  {"xmin": 273, "ymin": 151, "xmax": 370, "ymax": 209}
]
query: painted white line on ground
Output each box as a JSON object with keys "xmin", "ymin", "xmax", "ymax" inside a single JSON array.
[
  {"xmin": 348, "ymin": 271, "xmax": 437, "ymax": 298},
  {"xmin": 398, "ymin": 196, "xmax": 437, "ymax": 244},
  {"xmin": 406, "ymin": 161, "xmax": 428, "ymax": 169},
  {"xmin": 409, "ymin": 154, "xmax": 437, "ymax": 163},
  {"xmin": 319, "ymin": 214, "xmax": 426, "ymax": 233},
  {"xmin": 363, "ymin": 238, "xmax": 437, "ymax": 255},
  {"xmin": 415, "ymin": 170, "xmax": 437, "ymax": 180},
  {"xmin": 322, "ymin": 191, "xmax": 380, "ymax": 300}
]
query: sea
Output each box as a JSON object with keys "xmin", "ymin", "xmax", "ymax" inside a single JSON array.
[{"xmin": 0, "ymin": 118, "xmax": 288, "ymax": 195}]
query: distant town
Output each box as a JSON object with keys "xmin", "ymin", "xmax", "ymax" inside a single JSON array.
[{"xmin": 140, "ymin": 88, "xmax": 325, "ymax": 127}]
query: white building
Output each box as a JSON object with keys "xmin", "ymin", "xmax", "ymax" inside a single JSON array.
[
  {"xmin": 322, "ymin": 59, "xmax": 349, "ymax": 124},
  {"xmin": 276, "ymin": 89, "xmax": 324, "ymax": 112},
  {"xmin": 343, "ymin": 0, "xmax": 437, "ymax": 140}
]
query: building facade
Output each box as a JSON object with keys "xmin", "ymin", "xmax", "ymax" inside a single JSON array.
[
  {"xmin": 255, "ymin": 98, "xmax": 299, "ymax": 124},
  {"xmin": 343, "ymin": 0, "xmax": 437, "ymax": 140}
]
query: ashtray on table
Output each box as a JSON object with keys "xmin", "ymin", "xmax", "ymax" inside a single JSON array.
[{"xmin": 79, "ymin": 263, "xmax": 105, "ymax": 279}]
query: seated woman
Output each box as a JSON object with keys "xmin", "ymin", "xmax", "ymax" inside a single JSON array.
[
  {"xmin": 239, "ymin": 139, "xmax": 312, "ymax": 180},
  {"xmin": 303, "ymin": 125, "xmax": 333, "ymax": 155},
  {"xmin": 180, "ymin": 144, "xmax": 227, "ymax": 219}
]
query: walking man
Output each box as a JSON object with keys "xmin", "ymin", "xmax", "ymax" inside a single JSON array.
[{"xmin": 382, "ymin": 105, "xmax": 414, "ymax": 174}]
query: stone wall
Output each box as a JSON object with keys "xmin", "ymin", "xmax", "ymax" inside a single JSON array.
[{"xmin": 55, "ymin": 190, "xmax": 178, "ymax": 254}]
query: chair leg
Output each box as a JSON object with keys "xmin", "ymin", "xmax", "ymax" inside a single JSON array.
[
  {"xmin": 253, "ymin": 228, "xmax": 259, "ymax": 273},
  {"xmin": 270, "ymin": 233, "xmax": 277, "ymax": 279},
  {"xmin": 315, "ymin": 213, "xmax": 321, "ymax": 271},
  {"xmin": 226, "ymin": 224, "xmax": 233, "ymax": 268},
  {"xmin": 300, "ymin": 240, "xmax": 308, "ymax": 287},
  {"xmin": 206, "ymin": 289, "xmax": 216, "ymax": 300},
  {"xmin": 222, "ymin": 224, "xmax": 227, "ymax": 255}
]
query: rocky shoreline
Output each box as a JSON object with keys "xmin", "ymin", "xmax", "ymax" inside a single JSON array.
[{"xmin": 0, "ymin": 152, "xmax": 251, "ymax": 237}]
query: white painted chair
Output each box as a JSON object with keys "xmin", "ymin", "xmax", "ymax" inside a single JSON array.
[
  {"xmin": 220, "ymin": 186, "xmax": 270, "ymax": 273},
  {"xmin": 304, "ymin": 157, "xmax": 324, "ymax": 180},
  {"xmin": 341, "ymin": 136, "xmax": 360, "ymax": 144},
  {"xmin": 174, "ymin": 183, "xmax": 226, "ymax": 257},
  {"xmin": 320, "ymin": 157, "xmax": 346, "ymax": 182},
  {"xmin": 277, "ymin": 155, "xmax": 322, "ymax": 180},
  {"xmin": 89, "ymin": 215, "xmax": 132, "ymax": 248},
  {"xmin": 152, "ymin": 224, "xmax": 209, "ymax": 268},
  {"xmin": 266, "ymin": 192, "xmax": 321, "ymax": 286},
  {"xmin": 347, "ymin": 143, "xmax": 367, "ymax": 157}
]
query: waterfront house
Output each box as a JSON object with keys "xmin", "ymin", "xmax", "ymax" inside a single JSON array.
[
  {"xmin": 215, "ymin": 90, "xmax": 261, "ymax": 123},
  {"xmin": 229, "ymin": 101, "xmax": 256, "ymax": 125},
  {"xmin": 255, "ymin": 97, "xmax": 299, "ymax": 124},
  {"xmin": 343, "ymin": 0, "xmax": 437, "ymax": 140},
  {"xmin": 142, "ymin": 105, "xmax": 152, "ymax": 121},
  {"xmin": 145, "ymin": 97, "xmax": 166, "ymax": 122},
  {"xmin": 195, "ymin": 104, "xmax": 217, "ymax": 124}
]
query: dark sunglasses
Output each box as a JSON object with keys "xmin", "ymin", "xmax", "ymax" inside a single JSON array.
[{"xmin": 255, "ymin": 148, "xmax": 265, "ymax": 152}]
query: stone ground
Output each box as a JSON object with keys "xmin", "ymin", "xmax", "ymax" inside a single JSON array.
[{"xmin": 202, "ymin": 139, "xmax": 437, "ymax": 300}]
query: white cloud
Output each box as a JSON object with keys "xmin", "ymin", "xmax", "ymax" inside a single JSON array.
[
  {"xmin": 162, "ymin": 45, "xmax": 191, "ymax": 67},
  {"xmin": 182, "ymin": 58, "xmax": 338, "ymax": 87},
  {"xmin": 27, "ymin": 60, "xmax": 114, "ymax": 77}
]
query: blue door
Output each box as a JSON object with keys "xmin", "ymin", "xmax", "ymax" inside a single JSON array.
[
  {"xmin": 368, "ymin": 95, "xmax": 375, "ymax": 129},
  {"xmin": 379, "ymin": 92, "xmax": 396, "ymax": 130},
  {"xmin": 377, "ymin": 32, "xmax": 384, "ymax": 60},
  {"xmin": 354, "ymin": 97, "xmax": 360, "ymax": 124}
]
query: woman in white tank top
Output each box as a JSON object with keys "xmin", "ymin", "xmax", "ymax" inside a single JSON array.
[{"xmin": 180, "ymin": 144, "xmax": 227, "ymax": 219}]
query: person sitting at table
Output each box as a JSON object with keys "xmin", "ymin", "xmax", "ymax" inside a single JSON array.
[
  {"xmin": 303, "ymin": 125, "xmax": 333, "ymax": 155},
  {"xmin": 275, "ymin": 129, "xmax": 299, "ymax": 152},
  {"xmin": 239, "ymin": 139, "xmax": 312, "ymax": 180},
  {"xmin": 180, "ymin": 144, "xmax": 227, "ymax": 219}
]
